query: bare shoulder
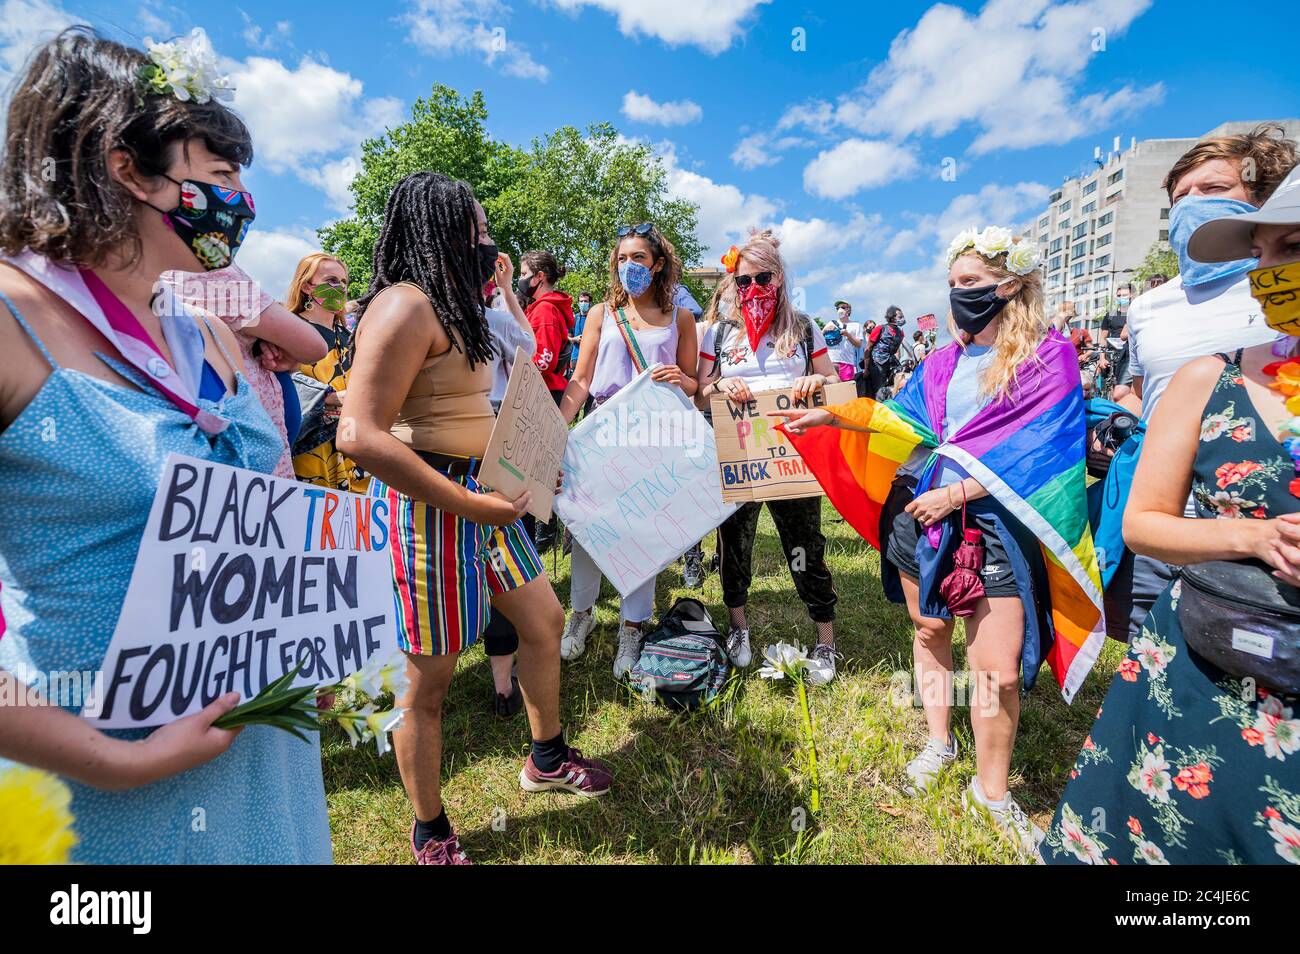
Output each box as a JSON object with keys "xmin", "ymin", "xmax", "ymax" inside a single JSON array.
[
  {"xmin": 356, "ymin": 283, "xmax": 441, "ymax": 350},
  {"xmin": 1169, "ymin": 354, "xmax": 1231, "ymax": 396}
]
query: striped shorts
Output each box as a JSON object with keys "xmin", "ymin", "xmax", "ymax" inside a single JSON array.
[{"xmin": 370, "ymin": 473, "xmax": 544, "ymax": 656}]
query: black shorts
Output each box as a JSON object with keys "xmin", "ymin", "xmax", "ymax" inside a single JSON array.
[{"xmin": 884, "ymin": 492, "xmax": 1020, "ymax": 598}]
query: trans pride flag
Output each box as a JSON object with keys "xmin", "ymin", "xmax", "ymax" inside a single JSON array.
[{"xmin": 787, "ymin": 331, "xmax": 1104, "ymax": 701}]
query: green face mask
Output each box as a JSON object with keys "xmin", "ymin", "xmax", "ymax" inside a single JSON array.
[{"xmin": 310, "ymin": 282, "xmax": 346, "ymax": 313}]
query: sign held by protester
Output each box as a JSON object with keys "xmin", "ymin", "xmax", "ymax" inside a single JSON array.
[
  {"xmin": 916, "ymin": 314, "xmax": 937, "ymax": 332},
  {"xmin": 479, "ymin": 347, "xmax": 569, "ymax": 521},
  {"xmin": 85, "ymin": 454, "xmax": 394, "ymax": 729},
  {"xmin": 554, "ymin": 368, "xmax": 736, "ymax": 597},
  {"xmin": 712, "ymin": 381, "xmax": 857, "ymax": 503}
]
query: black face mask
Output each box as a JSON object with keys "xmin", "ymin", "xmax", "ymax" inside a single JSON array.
[
  {"xmin": 518, "ymin": 273, "xmax": 537, "ymax": 301},
  {"xmin": 477, "ymin": 243, "xmax": 498, "ymax": 284},
  {"xmin": 949, "ymin": 282, "xmax": 1011, "ymax": 337}
]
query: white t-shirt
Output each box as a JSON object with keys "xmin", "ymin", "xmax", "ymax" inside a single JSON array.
[
  {"xmin": 1128, "ymin": 273, "xmax": 1279, "ymax": 419},
  {"xmin": 701, "ymin": 320, "xmax": 829, "ymax": 392},
  {"xmin": 822, "ymin": 318, "xmax": 861, "ymax": 366},
  {"xmin": 486, "ymin": 303, "xmax": 537, "ymax": 406}
]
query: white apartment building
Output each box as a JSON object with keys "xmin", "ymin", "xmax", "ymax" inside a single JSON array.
[{"xmin": 1020, "ymin": 119, "xmax": 1300, "ymax": 332}]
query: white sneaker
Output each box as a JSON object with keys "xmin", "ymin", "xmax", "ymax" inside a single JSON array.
[
  {"xmin": 806, "ymin": 644, "xmax": 840, "ymax": 686},
  {"xmin": 613, "ymin": 622, "xmax": 644, "ymax": 679},
  {"xmin": 963, "ymin": 778, "xmax": 1045, "ymax": 859},
  {"xmin": 903, "ymin": 733, "xmax": 958, "ymax": 796},
  {"xmin": 560, "ymin": 610, "xmax": 595, "ymax": 661},
  {"xmin": 726, "ymin": 626, "xmax": 752, "ymax": 668}
]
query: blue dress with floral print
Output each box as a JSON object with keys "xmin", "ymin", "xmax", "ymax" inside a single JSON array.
[{"xmin": 1042, "ymin": 354, "xmax": 1300, "ymax": 865}]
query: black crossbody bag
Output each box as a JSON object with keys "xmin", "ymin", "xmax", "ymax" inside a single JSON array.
[{"xmin": 1177, "ymin": 559, "xmax": 1300, "ymax": 695}]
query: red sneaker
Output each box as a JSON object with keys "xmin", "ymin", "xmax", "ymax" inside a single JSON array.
[
  {"xmin": 410, "ymin": 822, "xmax": 471, "ymax": 865},
  {"xmin": 519, "ymin": 747, "xmax": 613, "ymax": 797}
]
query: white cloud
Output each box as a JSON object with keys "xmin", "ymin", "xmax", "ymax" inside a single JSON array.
[
  {"xmin": 238, "ymin": 226, "xmax": 321, "ymax": 301},
  {"xmin": 782, "ymin": 0, "xmax": 1162, "ymax": 155},
  {"xmin": 299, "ymin": 156, "xmax": 363, "ymax": 214},
  {"xmin": 550, "ymin": 0, "xmax": 769, "ymax": 54},
  {"xmin": 832, "ymin": 263, "xmax": 950, "ymax": 336},
  {"xmin": 621, "ymin": 90, "xmax": 701, "ymax": 127},
  {"xmin": 240, "ymin": 10, "xmax": 292, "ymax": 52},
  {"xmin": 649, "ymin": 141, "xmax": 777, "ymax": 258},
  {"xmin": 802, "ymin": 138, "xmax": 920, "ymax": 199},
  {"xmin": 228, "ymin": 55, "xmax": 401, "ymax": 178},
  {"xmin": 0, "ymin": 0, "xmax": 75, "ymax": 93},
  {"xmin": 768, "ymin": 212, "xmax": 884, "ymax": 272},
  {"xmin": 403, "ymin": 0, "xmax": 549, "ymax": 80}
]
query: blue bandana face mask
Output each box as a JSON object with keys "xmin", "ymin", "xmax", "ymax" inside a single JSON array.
[
  {"xmin": 618, "ymin": 260, "xmax": 653, "ymax": 297},
  {"xmin": 1168, "ymin": 195, "xmax": 1259, "ymax": 287}
]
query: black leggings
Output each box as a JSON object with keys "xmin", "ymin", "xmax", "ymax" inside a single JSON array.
[{"xmin": 717, "ymin": 496, "xmax": 837, "ymax": 622}]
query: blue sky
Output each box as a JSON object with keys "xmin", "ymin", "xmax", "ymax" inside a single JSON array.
[{"xmin": 3, "ymin": 0, "xmax": 1298, "ymax": 333}]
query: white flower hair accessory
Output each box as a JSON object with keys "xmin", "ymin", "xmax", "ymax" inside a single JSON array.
[
  {"xmin": 140, "ymin": 28, "xmax": 234, "ymax": 104},
  {"xmin": 1003, "ymin": 239, "xmax": 1042, "ymax": 276},
  {"xmin": 946, "ymin": 226, "xmax": 1041, "ymax": 275}
]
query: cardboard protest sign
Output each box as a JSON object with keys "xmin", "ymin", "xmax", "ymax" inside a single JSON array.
[
  {"xmin": 478, "ymin": 347, "xmax": 568, "ymax": 521},
  {"xmin": 84, "ymin": 454, "xmax": 394, "ymax": 729},
  {"xmin": 711, "ymin": 381, "xmax": 857, "ymax": 503},
  {"xmin": 553, "ymin": 369, "xmax": 737, "ymax": 597}
]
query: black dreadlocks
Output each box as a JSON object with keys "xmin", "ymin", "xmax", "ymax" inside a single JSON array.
[{"xmin": 357, "ymin": 171, "xmax": 495, "ymax": 367}]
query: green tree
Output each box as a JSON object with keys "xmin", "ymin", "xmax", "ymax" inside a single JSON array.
[
  {"xmin": 319, "ymin": 94, "xmax": 701, "ymax": 304},
  {"xmin": 318, "ymin": 85, "xmax": 527, "ymax": 294},
  {"xmin": 1133, "ymin": 239, "xmax": 1179, "ymax": 287},
  {"xmin": 486, "ymin": 122, "xmax": 701, "ymax": 301}
]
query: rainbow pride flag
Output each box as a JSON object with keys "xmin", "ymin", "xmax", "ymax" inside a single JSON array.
[{"xmin": 787, "ymin": 331, "xmax": 1104, "ymax": 701}]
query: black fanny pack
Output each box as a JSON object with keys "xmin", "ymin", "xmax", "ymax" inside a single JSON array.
[{"xmin": 1177, "ymin": 559, "xmax": 1300, "ymax": 695}]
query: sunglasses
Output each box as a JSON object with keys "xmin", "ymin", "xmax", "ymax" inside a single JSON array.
[
  {"xmin": 734, "ymin": 271, "xmax": 775, "ymax": 290},
  {"xmin": 617, "ymin": 222, "xmax": 655, "ymax": 238}
]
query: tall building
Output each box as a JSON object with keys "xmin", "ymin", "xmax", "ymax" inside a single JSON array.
[{"xmin": 1019, "ymin": 119, "xmax": 1300, "ymax": 332}]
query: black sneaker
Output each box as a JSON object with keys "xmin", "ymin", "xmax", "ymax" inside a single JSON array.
[{"xmin": 492, "ymin": 676, "xmax": 523, "ymax": 718}]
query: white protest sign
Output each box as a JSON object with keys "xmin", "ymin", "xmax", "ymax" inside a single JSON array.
[
  {"xmin": 553, "ymin": 368, "xmax": 737, "ymax": 597},
  {"xmin": 478, "ymin": 347, "xmax": 568, "ymax": 522},
  {"xmin": 85, "ymin": 454, "xmax": 394, "ymax": 729}
]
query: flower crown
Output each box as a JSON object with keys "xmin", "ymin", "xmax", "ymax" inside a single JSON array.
[
  {"xmin": 946, "ymin": 226, "xmax": 1041, "ymax": 276},
  {"xmin": 140, "ymin": 28, "xmax": 234, "ymax": 105}
]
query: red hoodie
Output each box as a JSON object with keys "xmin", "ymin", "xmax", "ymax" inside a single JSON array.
[{"xmin": 526, "ymin": 289, "xmax": 573, "ymax": 392}]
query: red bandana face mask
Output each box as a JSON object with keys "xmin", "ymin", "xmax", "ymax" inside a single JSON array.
[{"xmin": 739, "ymin": 281, "xmax": 778, "ymax": 352}]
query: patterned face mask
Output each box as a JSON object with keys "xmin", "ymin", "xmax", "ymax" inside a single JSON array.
[
  {"xmin": 310, "ymin": 282, "xmax": 347, "ymax": 313},
  {"xmin": 158, "ymin": 176, "xmax": 256, "ymax": 271}
]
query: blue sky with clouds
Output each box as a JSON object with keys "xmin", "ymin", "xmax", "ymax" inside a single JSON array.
[{"xmin": 2, "ymin": 0, "xmax": 1297, "ymax": 331}]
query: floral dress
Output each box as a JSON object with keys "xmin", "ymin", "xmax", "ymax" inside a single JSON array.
[{"xmin": 1043, "ymin": 353, "xmax": 1300, "ymax": 865}]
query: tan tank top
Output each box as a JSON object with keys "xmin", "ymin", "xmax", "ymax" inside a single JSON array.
[{"xmin": 379, "ymin": 284, "xmax": 495, "ymax": 458}]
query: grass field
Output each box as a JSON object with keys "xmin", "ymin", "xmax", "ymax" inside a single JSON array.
[{"xmin": 323, "ymin": 504, "xmax": 1124, "ymax": 864}]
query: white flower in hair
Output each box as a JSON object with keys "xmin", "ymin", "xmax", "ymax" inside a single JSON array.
[
  {"xmin": 1004, "ymin": 240, "xmax": 1041, "ymax": 276},
  {"xmin": 142, "ymin": 28, "xmax": 234, "ymax": 105},
  {"xmin": 945, "ymin": 227, "xmax": 979, "ymax": 266},
  {"xmin": 974, "ymin": 226, "xmax": 1014, "ymax": 258}
]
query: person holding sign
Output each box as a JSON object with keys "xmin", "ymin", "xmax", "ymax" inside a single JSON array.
[
  {"xmin": 0, "ymin": 28, "xmax": 332, "ymax": 863},
  {"xmin": 695, "ymin": 230, "xmax": 841, "ymax": 683},
  {"xmin": 340, "ymin": 172, "xmax": 613, "ymax": 866},
  {"xmin": 555, "ymin": 223, "xmax": 699, "ymax": 677}
]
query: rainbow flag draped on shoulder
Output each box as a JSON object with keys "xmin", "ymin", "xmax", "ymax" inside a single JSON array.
[{"xmin": 786, "ymin": 331, "xmax": 1104, "ymax": 701}]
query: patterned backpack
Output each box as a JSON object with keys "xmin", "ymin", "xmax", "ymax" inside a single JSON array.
[{"xmin": 629, "ymin": 598, "xmax": 730, "ymax": 710}]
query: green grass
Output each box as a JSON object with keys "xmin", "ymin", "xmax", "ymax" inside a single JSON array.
[{"xmin": 322, "ymin": 504, "xmax": 1124, "ymax": 864}]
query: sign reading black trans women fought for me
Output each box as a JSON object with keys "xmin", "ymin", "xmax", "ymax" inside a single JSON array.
[{"xmin": 84, "ymin": 454, "xmax": 394, "ymax": 729}]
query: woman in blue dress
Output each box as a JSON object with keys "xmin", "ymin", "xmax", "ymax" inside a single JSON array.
[{"xmin": 0, "ymin": 28, "xmax": 331, "ymax": 863}]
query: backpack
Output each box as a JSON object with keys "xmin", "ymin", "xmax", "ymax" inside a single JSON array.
[
  {"xmin": 872, "ymin": 323, "xmax": 903, "ymax": 365},
  {"xmin": 629, "ymin": 598, "xmax": 731, "ymax": 710},
  {"xmin": 713, "ymin": 313, "xmax": 817, "ymax": 377}
]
